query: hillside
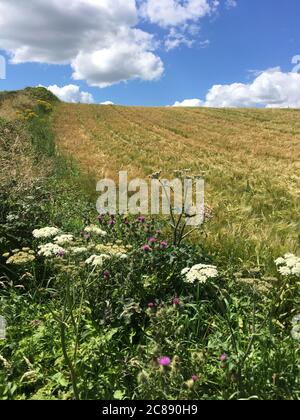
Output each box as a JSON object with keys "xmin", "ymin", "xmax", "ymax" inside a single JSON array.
[
  {"xmin": 1, "ymin": 88, "xmax": 300, "ymax": 400},
  {"xmin": 52, "ymin": 103, "xmax": 300, "ymax": 265}
]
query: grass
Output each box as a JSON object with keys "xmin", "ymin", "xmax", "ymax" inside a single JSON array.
[
  {"xmin": 0, "ymin": 88, "xmax": 299, "ymax": 401},
  {"xmin": 52, "ymin": 103, "xmax": 300, "ymax": 268}
]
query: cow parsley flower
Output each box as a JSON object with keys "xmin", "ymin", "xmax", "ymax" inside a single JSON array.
[
  {"xmin": 6, "ymin": 251, "xmax": 35, "ymax": 265},
  {"xmin": 71, "ymin": 247, "xmax": 88, "ymax": 255},
  {"xmin": 275, "ymin": 253, "xmax": 300, "ymax": 277},
  {"xmin": 85, "ymin": 254, "xmax": 111, "ymax": 267},
  {"xmin": 84, "ymin": 225, "xmax": 107, "ymax": 236},
  {"xmin": 33, "ymin": 227, "xmax": 60, "ymax": 239},
  {"xmin": 95, "ymin": 244, "xmax": 128, "ymax": 259},
  {"xmin": 182, "ymin": 264, "xmax": 218, "ymax": 284},
  {"xmin": 54, "ymin": 234, "xmax": 74, "ymax": 245},
  {"xmin": 38, "ymin": 243, "xmax": 67, "ymax": 258}
]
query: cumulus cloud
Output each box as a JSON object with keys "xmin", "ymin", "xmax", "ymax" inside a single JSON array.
[
  {"xmin": 72, "ymin": 28, "xmax": 163, "ymax": 88},
  {"xmin": 172, "ymin": 60, "xmax": 300, "ymax": 109},
  {"xmin": 0, "ymin": 0, "xmax": 163, "ymax": 87},
  {"xmin": 100, "ymin": 101, "xmax": 115, "ymax": 105},
  {"xmin": 139, "ymin": 1, "xmax": 217, "ymax": 52},
  {"xmin": 46, "ymin": 84, "xmax": 94, "ymax": 104},
  {"xmin": 204, "ymin": 68, "xmax": 300, "ymax": 108},
  {"xmin": 139, "ymin": 0, "xmax": 215, "ymax": 27},
  {"xmin": 172, "ymin": 98, "xmax": 203, "ymax": 107}
]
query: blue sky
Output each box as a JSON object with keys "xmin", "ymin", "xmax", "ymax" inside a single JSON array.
[{"xmin": 1, "ymin": 0, "xmax": 300, "ymax": 107}]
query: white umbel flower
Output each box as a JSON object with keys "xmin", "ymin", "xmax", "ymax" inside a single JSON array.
[
  {"xmin": 54, "ymin": 234, "xmax": 74, "ymax": 245},
  {"xmin": 33, "ymin": 227, "xmax": 60, "ymax": 239},
  {"xmin": 182, "ymin": 263, "xmax": 218, "ymax": 284},
  {"xmin": 84, "ymin": 225, "xmax": 107, "ymax": 236},
  {"xmin": 38, "ymin": 243, "xmax": 66, "ymax": 257},
  {"xmin": 275, "ymin": 253, "xmax": 300, "ymax": 277},
  {"xmin": 71, "ymin": 247, "xmax": 88, "ymax": 255},
  {"xmin": 85, "ymin": 254, "xmax": 111, "ymax": 267}
]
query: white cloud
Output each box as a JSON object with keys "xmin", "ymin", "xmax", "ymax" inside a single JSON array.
[
  {"xmin": 72, "ymin": 28, "xmax": 163, "ymax": 88},
  {"xmin": 139, "ymin": 0, "xmax": 215, "ymax": 27},
  {"xmin": 172, "ymin": 98, "xmax": 203, "ymax": 107},
  {"xmin": 0, "ymin": 0, "xmax": 163, "ymax": 87},
  {"xmin": 225, "ymin": 0, "xmax": 237, "ymax": 9},
  {"xmin": 139, "ymin": 1, "xmax": 217, "ymax": 52},
  {"xmin": 165, "ymin": 28, "xmax": 195, "ymax": 51},
  {"xmin": 204, "ymin": 68, "xmax": 300, "ymax": 108},
  {"xmin": 46, "ymin": 84, "xmax": 94, "ymax": 104},
  {"xmin": 100, "ymin": 101, "xmax": 114, "ymax": 105}
]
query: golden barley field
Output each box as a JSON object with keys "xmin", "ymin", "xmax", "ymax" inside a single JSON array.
[{"xmin": 52, "ymin": 103, "xmax": 300, "ymax": 267}]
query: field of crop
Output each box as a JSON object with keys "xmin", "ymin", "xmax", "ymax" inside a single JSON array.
[
  {"xmin": 1, "ymin": 88, "xmax": 299, "ymax": 401},
  {"xmin": 53, "ymin": 103, "xmax": 300, "ymax": 267}
]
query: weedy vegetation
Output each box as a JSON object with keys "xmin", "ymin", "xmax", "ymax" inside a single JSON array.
[{"xmin": 0, "ymin": 88, "xmax": 299, "ymax": 400}]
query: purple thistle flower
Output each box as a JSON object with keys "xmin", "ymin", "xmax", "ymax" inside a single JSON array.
[
  {"xmin": 191, "ymin": 375, "xmax": 199, "ymax": 382},
  {"xmin": 172, "ymin": 297, "xmax": 181, "ymax": 306},
  {"xmin": 108, "ymin": 219, "xmax": 116, "ymax": 226},
  {"xmin": 160, "ymin": 241, "xmax": 168, "ymax": 249},
  {"xmin": 84, "ymin": 233, "xmax": 91, "ymax": 241},
  {"xmin": 148, "ymin": 237, "xmax": 156, "ymax": 244},
  {"xmin": 103, "ymin": 270, "xmax": 110, "ymax": 280},
  {"xmin": 156, "ymin": 230, "xmax": 161, "ymax": 235},
  {"xmin": 220, "ymin": 353, "xmax": 228, "ymax": 363},
  {"xmin": 56, "ymin": 250, "xmax": 65, "ymax": 258},
  {"xmin": 142, "ymin": 244, "xmax": 152, "ymax": 252},
  {"xmin": 147, "ymin": 302, "xmax": 154, "ymax": 309},
  {"xmin": 158, "ymin": 356, "xmax": 171, "ymax": 367},
  {"xmin": 138, "ymin": 216, "xmax": 146, "ymax": 223},
  {"xmin": 124, "ymin": 218, "xmax": 129, "ymax": 225}
]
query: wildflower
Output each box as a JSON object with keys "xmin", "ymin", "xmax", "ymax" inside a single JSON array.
[
  {"xmin": 220, "ymin": 353, "xmax": 228, "ymax": 363},
  {"xmin": 54, "ymin": 234, "xmax": 74, "ymax": 245},
  {"xmin": 103, "ymin": 270, "xmax": 110, "ymax": 279},
  {"xmin": 33, "ymin": 227, "xmax": 60, "ymax": 239},
  {"xmin": 278, "ymin": 266, "xmax": 291, "ymax": 276},
  {"xmin": 148, "ymin": 237, "xmax": 156, "ymax": 244},
  {"xmin": 138, "ymin": 216, "xmax": 146, "ymax": 223},
  {"xmin": 6, "ymin": 251, "xmax": 35, "ymax": 265},
  {"xmin": 191, "ymin": 375, "xmax": 199, "ymax": 382},
  {"xmin": 275, "ymin": 253, "xmax": 300, "ymax": 277},
  {"xmin": 71, "ymin": 247, "xmax": 88, "ymax": 255},
  {"xmin": 147, "ymin": 302, "xmax": 154, "ymax": 309},
  {"xmin": 85, "ymin": 254, "xmax": 111, "ymax": 267},
  {"xmin": 57, "ymin": 249, "xmax": 65, "ymax": 258},
  {"xmin": 158, "ymin": 356, "xmax": 171, "ymax": 367},
  {"xmin": 160, "ymin": 241, "xmax": 168, "ymax": 249},
  {"xmin": 142, "ymin": 244, "xmax": 152, "ymax": 252},
  {"xmin": 84, "ymin": 225, "xmax": 107, "ymax": 236},
  {"xmin": 38, "ymin": 243, "xmax": 67, "ymax": 258},
  {"xmin": 275, "ymin": 257, "xmax": 285, "ymax": 266},
  {"xmin": 95, "ymin": 244, "xmax": 128, "ymax": 259},
  {"xmin": 182, "ymin": 264, "xmax": 218, "ymax": 284},
  {"xmin": 108, "ymin": 219, "xmax": 116, "ymax": 226},
  {"xmin": 172, "ymin": 297, "xmax": 181, "ymax": 306}
]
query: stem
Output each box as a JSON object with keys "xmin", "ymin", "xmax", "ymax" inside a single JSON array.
[{"xmin": 60, "ymin": 321, "xmax": 80, "ymax": 400}]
